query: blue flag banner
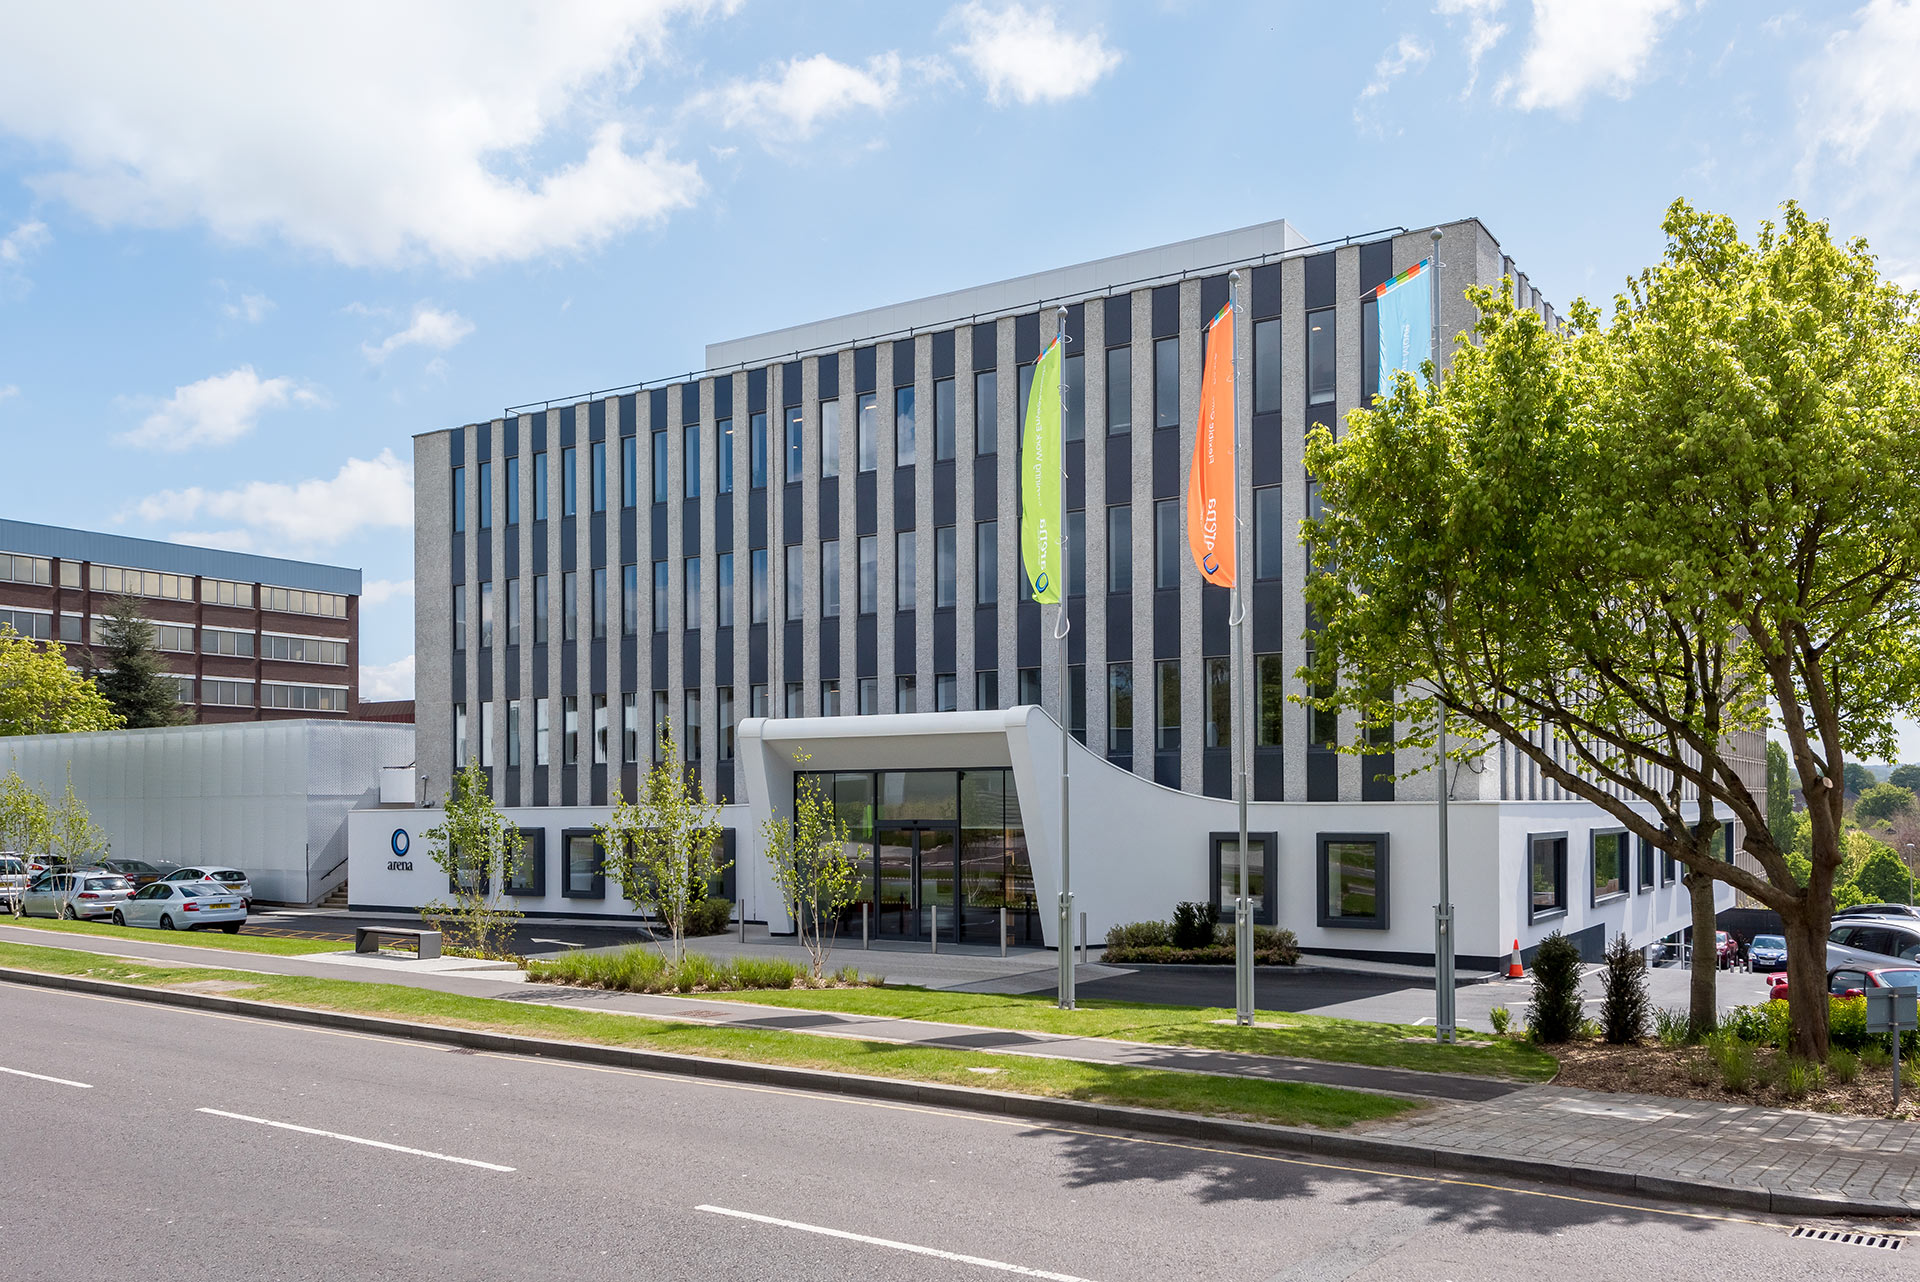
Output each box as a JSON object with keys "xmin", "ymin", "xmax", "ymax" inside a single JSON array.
[{"xmin": 1374, "ymin": 258, "xmax": 1431, "ymax": 396}]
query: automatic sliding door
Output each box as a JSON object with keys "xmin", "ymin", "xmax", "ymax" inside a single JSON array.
[
  {"xmin": 876, "ymin": 827, "xmax": 916, "ymax": 939},
  {"xmin": 917, "ymin": 826, "xmax": 955, "ymax": 940}
]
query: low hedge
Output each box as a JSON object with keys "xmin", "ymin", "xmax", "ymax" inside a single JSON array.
[
  {"xmin": 1103, "ymin": 923, "xmax": 1301, "ymax": 966},
  {"xmin": 1717, "ymin": 995, "xmax": 1920, "ymax": 1054}
]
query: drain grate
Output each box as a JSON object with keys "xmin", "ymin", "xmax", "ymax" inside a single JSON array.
[
  {"xmin": 446, "ymin": 1047, "xmax": 479, "ymax": 1055},
  {"xmin": 1791, "ymin": 1226, "xmax": 1902, "ymax": 1251}
]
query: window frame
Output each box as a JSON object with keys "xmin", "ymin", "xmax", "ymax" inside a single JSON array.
[
  {"xmin": 1306, "ymin": 308, "xmax": 1336, "ymax": 405},
  {"xmin": 1210, "ymin": 831, "xmax": 1279, "ymax": 926},
  {"xmin": 1317, "ymin": 832, "xmax": 1390, "ymax": 930},
  {"xmin": 1153, "ymin": 336, "xmax": 1178, "ymax": 429},
  {"xmin": 1527, "ymin": 831, "xmax": 1570, "ymax": 923},
  {"xmin": 504, "ymin": 828, "xmax": 546, "ymax": 897},
  {"xmin": 1591, "ymin": 827, "xmax": 1630, "ymax": 906},
  {"xmin": 1105, "ymin": 346, "xmax": 1130, "ymax": 435},
  {"xmin": 559, "ymin": 829, "xmax": 605, "ymax": 900}
]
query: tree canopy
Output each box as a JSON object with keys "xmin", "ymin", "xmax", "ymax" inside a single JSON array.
[
  {"xmin": 1855, "ymin": 782, "xmax": 1915, "ymax": 828},
  {"xmin": 88, "ymin": 596, "xmax": 191, "ymax": 728},
  {"xmin": 1889, "ymin": 764, "xmax": 1920, "ymax": 793},
  {"xmin": 0, "ymin": 626, "xmax": 121, "ymax": 737}
]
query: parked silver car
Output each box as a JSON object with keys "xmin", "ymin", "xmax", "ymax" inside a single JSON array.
[
  {"xmin": 0, "ymin": 856, "xmax": 26, "ymax": 909},
  {"xmin": 161, "ymin": 865, "xmax": 253, "ymax": 908},
  {"xmin": 20, "ymin": 871, "xmax": 134, "ymax": 920},
  {"xmin": 112, "ymin": 881, "xmax": 246, "ymax": 932},
  {"xmin": 1826, "ymin": 916, "xmax": 1920, "ymax": 969}
]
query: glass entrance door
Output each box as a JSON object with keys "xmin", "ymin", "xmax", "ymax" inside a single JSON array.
[{"xmin": 873, "ymin": 823, "xmax": 957, "ymax": 941}]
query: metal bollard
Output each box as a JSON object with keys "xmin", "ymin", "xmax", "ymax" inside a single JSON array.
[
  {"xmin": 738, "ymin": 898, "xmax": 747, "ymax": 944},
  {"xmin": 999, "ymin": 906, "xmax": 1007, "ymax": 959},
  {"xmin": 1080, "ymin": 911, "xmax": 1088, "ymax": 966},
  {"xmin": 930, "ymin": 904, "xmax": 939, "ymax": 955},
  {"xmin": 862, "ymin": 901, "xmax": 870, "ymax": 950}
]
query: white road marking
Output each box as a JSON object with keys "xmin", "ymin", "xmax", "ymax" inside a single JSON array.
[
  {"xmin": 695, "ymin": 1205, "xmax": 1097, "ymax": 1280},
  {"xmin": 196, "ymin": 1108, "xmax": 514, "ymax": 1171},
  {"xmin": 0, "ymin": 1065, "xmax": 92, "ymax": 1088}
]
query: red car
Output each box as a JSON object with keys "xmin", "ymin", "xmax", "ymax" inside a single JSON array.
[
  {"xmin": 1715, "ymin": 931, "xmax": 1742, "ymax": 970},
  {"xmin": 1772, "ymin": 966, "xmax": 1920, "ymax": 1003}
]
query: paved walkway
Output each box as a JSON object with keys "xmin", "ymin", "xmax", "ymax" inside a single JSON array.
[{"xmin": 7, "ymin": 922, "xmax": 1920, "ymax": 1213}]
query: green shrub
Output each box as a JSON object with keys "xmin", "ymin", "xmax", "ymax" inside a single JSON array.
[
  {"xmin": 1653, "ymin": 1007, "xmax": 1692, "ymax": 1046},
  {"xmin": 1599, "ymin": 932, "xmax": 1651, "ymax": 1044},
  {"xmin": 1718, "ymin": 1002, "xmax": 1786, "ymax": 1047},
  {"xmin": 1105, "ymin": 920, "xmax": 1173, "ymax": 950},
  {"xmin": 1526, "ymin": 931, "xmax": 1584, "ymax": 1044},
  {"xmin": 683, "ymin": 896, "xmax": 735, "ymax": 937},
  {"xmin": 1171, "ymin": 901, "xmax": 1219, "ymax": 950},
  {"xmin": 1862, "ymin": 1043, "xmax": 1893, "ymax": 1070},
  {"xmin": 1708, "ymin": 1034, "xmax": 1756, "ymax": 1092},
  {"xmin": 1488, "ymin": 1005, "xmax": 1512, "ymax": 1036},
  {"xmin": 1829, "ymin": 1046, "xmax": 1859, "ymax": 1085},
  {"xmin": 1777, "ymin": 1056, "xmax": 1823, "ymax": 1099},
  {"xmin": 1251, "ymin": 925, "xmax": 1301, "ymax": 965},
  {"xmin": 731, "ymin": 956, "xmax": 804, "ymax": 989},
  {"xmin": 527, "ymin": 946, "xmax": 823, "ymax": 993}
]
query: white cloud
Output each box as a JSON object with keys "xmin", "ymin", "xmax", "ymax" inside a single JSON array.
[
  {"xmin": 166, "ymin": 529, "xmax": 257, "ymax": 553},
  {"xmin": 0, "ymin": 4, "xmax": 714, "ymax": 268},
  {"xmin": 222, "ymin": 291, "xmax": 273, "ymax": 323},
  {"xmin": 363, "ymin": 304, "xmax": 476, "ymax": 363},
  {"xmin": 1436, "ymin": 0, "xmax": 1509, "ymax": 95},
  {"xmin": 119, "ymin": 365, "xmax": 323, "ymax": 451},
  {"xmin": 360, "ymin": 655, "xmax": 416, "ymax": 701},
  {"xmin": 362, "ymin": 578, "xmax": 415, "ymax": 608},
  {"xmin": 0, "ymin": 218, "xmax": 49, "ymax": 265},
  {"xmin": 1359, "ymin": 35, "xmax": 1432, "ymax": 101},
  {"xmin": 948, "ymin": 3, "xmax": 1122, "ymax": 105},
  {"xmin": 0, "ymin": 383, "xmax": 16, "ymax": 403},
  {"xmin": 702, "ymin": 53, "xmax": 904, "ymax": 142},
  {"xmin": 134, "ymin": 449, "xmax": 412, "ymax": 547},
  {"xmin": 1497, "ymin": 0, "xmax": 1687, "ymax": 113}
]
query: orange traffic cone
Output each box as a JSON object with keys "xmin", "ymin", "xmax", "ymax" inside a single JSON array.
[{"xmin": 1508, "ymin": 939, "xmax": 1524, "ymax": 979}]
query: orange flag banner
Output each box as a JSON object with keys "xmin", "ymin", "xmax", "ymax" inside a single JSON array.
[{"xmin": 1186, "ymin": 301, "xmax": 1236, "ymax": 588}]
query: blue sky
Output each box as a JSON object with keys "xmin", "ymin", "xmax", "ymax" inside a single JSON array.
[{"xmin": 0, "ymin": 1, "xmax": 1915, "ymax": 743}]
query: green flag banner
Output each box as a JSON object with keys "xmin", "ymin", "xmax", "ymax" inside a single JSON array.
[{"xmin": 1020, "ymin": 336, "xmax": 1064, "ymax": 604}]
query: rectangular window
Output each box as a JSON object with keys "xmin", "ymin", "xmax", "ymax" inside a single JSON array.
[
  {"xmin": 857, "ymin": 392, "xmax": 878, "ymax": 471},
  {"xmin": 1319, "ymin": 834, "xmax": 1388, "ymax": 928},
  {"xmin": 534, "ymin": 451, "xmax": 548, "ymax": 520},
  {"xmin": 563, "ymin": 697, "xmax": 579, "ymax": 765},
  {"xmin": 1018, "ymin": 667, "xmax": 1040, "ymax": 706},
  {"xmin": 684, "ymin": 424, "xmax": 700, "ymax": 498},
  {"xmin": 652, "ymin": 562, "xmax": 668, "ymax": 632},
  {"xmin": 936, "ymin": 672, "xmax": 957, "ymax": 713},
  {"xmin": 1305, "ymin": 641, "xmax": 1337, "ymax": 749},
  {"xmin": 896, "ymin": 673, "xmax": 916, "ymax": 713},
  {"xmin": 480, "ymin": 581, "xmax": 494, "ymax": 648},
  {"xmin": 750, "ymin": 412, "xmax": 768, "ymax": 489},
  {"xmin": 935, "ymin": 526, "xmax": 956, "ymax": 609},
  {"xmin": 896, "ymin": 532, "xmax": 917, "ymax": 610},
  {"xmin": 453, "ymin": 585, "xmax": 466, "ymax": 650},
  {"xmin": 684, "ymin": 557, "xmax": 700, "ymax": 630},
  {"xmin": 857, "ymin": 535, "xmax": 877, "ymax": 615},
  {"xmin": 717, "ymin": 418, "xmax": 733, "ymax": 493},
  {"xmin": 201, "ymin": 679, "xmax": 253, "ymax": 707},
  {"xmin": 1307, "ymin": 309, "xmax": 1335, "ymax": 404},
  {"xmin": 975, "ymin": 520, "xmax": 997, "ymax": 605},
  {"xmin": 1637, "ymin": 836, "xmax": 1656, "ymax": 892},
  {"xmin": 1156, "ymin": 659, "xmax": 1181, "ymax": 752},
  {"xmin": 719, "ymin": 687, "xmax": 735, "ymax": 759},
  {"xmin": 821, "ymin": 540, "xmax": 840, "ymax": 618},
  {"xmin": 1066, "ymin": 509, "xmax": 1085, "ymax": 597},
  {"xmin": 934, "ymin": 378, "xmax": 956, "ymax": 460},
  {"xmin": 858, "ymin": 676, "xmax": 878, "ymax": 715},
  {"xmin": 506, "ymin": 456, "xmax": 520, "ymax": 525},
  {"xmin": 1255, "ymin": 486, "xmax": 1284, "ymax": 579},
  {"xmin": 535, "ymin": 697, "xmax": 550, "ymax": 766},
  {"xmin": 751, "ymin": 684, "xmax": 768, "ymax": 718},
  {"xmin": 563, "ymin": 832, "xmax": 603, "ymax": 899},
  {"xmin": 1154, "ymin": 336, "xmax": 1178, "ymax": 429},
  {"xmin": 1254, "ymin": 318, "xmax": 1282, "ymax": 415},
  {"xmin": 506, "ymin": 578, "xmax": 521, "ymax": 646},
  {"xmin": 1205, "ymin": 656, "xmax": 1231, "ymax": 750},
  {"xmin": 1062, "ymin": 352, "xmax": 1084, "ymax": 442},
  {"xmin": 612, "ymin": 565, "xmax": 631, "ymax": 636},
  {"xmin": 895, "ymin": 386, "xmax": 917, "ymax": 461},
  {"xmin": 201, "ymin": 628, "xmax": 255, "ymax": 658},
  {"xmin": 478, "ymin": 461, "xmax": 492, "ymax": 529},
  {"xmin": 750, "ymin": 548, "xmax": 769, "ymax": 624},
  {"xmin": 454, "ymin": 702, "xmax": 468, "ymax": 766},
  {"xmin": 622, "ymin": 693, "xmax": 639, "ymax": 764},
  {"xmin": 1256, "ymin": 653, "xmax": 1285, "ymax": 747},
  {"xmin": 652, "ymin": 431, "xmax": 669, "ymax": 503},
  {"xmin": 976, "ymin": 670, "xmax": 998, "ymax": 711},
  {"xmin": 452, "ymin": 467, "xmax": 465, "ymax": 532},
  {"xmin": 785, "ymin": 406, "xmax": 803, "ymax": 483},
  {"xmin": 1592, "ymin": 830, "xmax": 1628, "ymax": 904},
  {"xmin": 1108, "ymin": 662, "xmax": 1132, "ymax": 753},
  {"xmin": 785, "ymin": 682, "xmax": 803, "ymax": 718},
  {"xmin": 821, "ymin": 679, "xmax": 840, "ymax": 717},
  {"xmin": 534, "ymin": 574, "xmax": 548, "ymax": 642},
  {"xmin": 1106, "ymin": 346, "xmax": 1131, "ymax": 435},
  {"xmin": 592, "ymin": 567, "xmax": 606, "ymax": 640},
  {"xmin": 717, "ymin": 552, "xmax": 734, "ymax": 629},
  {"xmin": 621, "ymin": 436, "xmax": 636, "ymax": 508},
  {"xmin": 653, "ymin": 691, "xmax": 669, "ymax": 761},
  {"xmin": 563, "ymin": 571, "xmax": 578, "ymax": 642},
  {"xmin": 591, "ymin": 440, "xmax": 606, "ymax": 512},
  {"xmin": 0, "ymin": 554, "xmax": 51, "ymax": 586},
  {"xmin": 975, "ymin": 371, "xmax": 997, "ymax": 455},
  {"xmin": 785, "ymin": 545, "xmax": 804, "ymax": 621},
  {"xmin": 506, "ymin": 829, "xmax": 543, "ymax": 896},
  {"xmin": 562, "ymin": 446, "xmax": 577, "ymax": 516},
  {"xmin": 1154, "ymin": 499, "xmax": 1180, "ymax": 590},
  {"xmin": 1068, "ymin": 664, "xmax": 1086, "ymax": 739},
  {"xmin": 1529, "ymin": 832, "xmax": 1569, "ymax": 921},
  {"xmin": 820, "ymin": 399, "xmax": 840, "ymax": 478},
  {"xmin": 1107, "ymin": 505, "xmax": 1131, "ymax": 593},
  {"xmin": 593, "ymin": 695, "xmax": 608, "ymax": 765}
]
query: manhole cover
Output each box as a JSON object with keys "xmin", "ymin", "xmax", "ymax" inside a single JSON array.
[{"xmin": 1791, "ymin": 1226, "xmax": 1902, "ymax": 1251}]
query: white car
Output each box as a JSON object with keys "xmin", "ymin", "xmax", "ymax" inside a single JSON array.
[
  {"xmin": 161, "ymin": 865, "xmax": 254, "ymax": 908},
  {"xmin": 0, "ymin": 856, "xmax": 25, "ymax": 909},
  {"xmin": 113, "ymin": 881, "xmax": 247, "ymax": 932}
]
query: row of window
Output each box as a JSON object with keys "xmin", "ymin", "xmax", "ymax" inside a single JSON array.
[
  {"xmin": 0, "ymin": 555, "xmax": 345, "ymax": 616},
  {"xmin": 0, "ymin": 553, "xmax": 52, "ymax": 587},
  {"xmin": 0, "ymin": 608, "xmax": 343, "ymax": 665},
  {"xmin": 1526, "ymin": 828, "xmax": 1707, "ymax": 922}
]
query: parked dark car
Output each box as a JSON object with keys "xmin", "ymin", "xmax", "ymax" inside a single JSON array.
[
  {"xmin": 101, "ymin": 858, "xmax": 179, "ymax": 890},
  {"xmin": 1747, "ymin": 933, "xmax": 1787, "ymax": 973},
  {"xmin": 1834, "ymin": 903, "xmax": 1920, "ymax": 921}
]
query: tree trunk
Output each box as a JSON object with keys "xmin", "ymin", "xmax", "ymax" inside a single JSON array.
[
  {"xmin": 1778, "ymin": 904, "xmax": 1829, "ymax": 1061},
  {"xmin": 1685, "ymin": 866, "xmax": 1719, "ymax": 1040}
]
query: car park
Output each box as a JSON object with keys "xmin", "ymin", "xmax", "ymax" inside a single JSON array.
[
  {"xmin": 102, "ymin": 858, "xmax": 179, "ymax": 890},
  {"xmin": 0, "ymin": 856, "xmax": 26, "ymax": 908},
  {"xmin": 19, "ymin": 871, "xmax": 134, "ymax": 920},
  {"xmin": 1747, "ymin": 933, "xmax": 1787, "ymax": 973},
  {"xmin": 1826, "ymin": 917, "xmax": 1920, "ymax": 969},
  {"xmin": 160, "ymin": 865, "xmax": 253, "ymax": 908},
  {"xmin": 113, "ymin": 882, "xmax": 245, "ymax": 932}
]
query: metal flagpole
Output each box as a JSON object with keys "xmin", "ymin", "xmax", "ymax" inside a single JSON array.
[
  {"xmin": 1054, "ymin": 306, "xmax": 1075, "ymax": 1012},
  {"xmin": 1230, "ymin": 270, "xmax": 1253, "ymax": 1027},
  {"xmin": 1429, "ymin": 226, "xmax": 1456, "ymax": 1045}
]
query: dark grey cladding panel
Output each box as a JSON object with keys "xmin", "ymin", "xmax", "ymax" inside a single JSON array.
[
  {"xmin": 652, "ymin": 645, "xmax": 667, "ymax": 690},
  {"xmin": 972, "ymin": 324, "xmax": 997, "ymax": 371},
  {"xmin": 450, "ymin": 533, "xmax": 465, "ymax": 584},
  {"xmin": 748, "ymin": 367, "xmax": 767, "ymax": 412},
  {"xmin": 683, "ymin": 632, "xmax": 702, "ymax": 683},
  {"xmin": 1016, "ymin": 599, "xmax": 1039, "ymax": 668},
  {"xmin": 974, "ymin": 606, "xmax": 996, "ymax": 667},
  {"xmin": 506, "ymin": 658, "xmax": 519, "ymax": 700},
  {"xmin": 714, "ymin": 764, "xmax": 733, "ymax": 806},
  {"xmin": 533, "ymin": 765, "xmax": 548, "ymax": 804},
  {"xmin": 783, "ymin": 495, "xmax": 801, "ymax": 545},
  {"xmin": 1067, "ymin": 599, "xmax": 1084, "ymax": 665},
  {"xmin": 1306, "ymin": 751, "xmax": 1337, "ymax": 801},
  {"xmin": 590, "ymin": 399, "xmax": 606, "ymax": 441},
  {"xmin": 1362, "ymin": 297, "xmax": 1379, "ymax": 402},
  {"xmin": 890, "ymin": 342, "xmax": 913, "ymax": 384},
  {"xmin": 712, "ymin": 379, "xmax": 732, "ymax": 419},
  {"xmin": 1362, "ymin": 753, "xmax": 1396, "ymax": 802},
  {"xmin": 1200, "ymin": 274, "xmax": 1229, "ymax": 321},
  {"xmin": 932, "ymin": 463, "xmax": 954, "ymax": 527},
  {"xmin": 1202, "ymin": 584, "xmax": 1229, "ymax": 656},
  {"xmin": 1107, "ymin": 751, "xmax": 1132, "ymax": 774},
  {"xmin": 856, "ymin": 471, "xmax": 877, "ymax": 535},
  {"xmin": 1153, "ymin": 590, "xmax": 1178, "ymax": 658},
  {"xmin": 476, "ymin": 425, "xmax": 491, "ymax": 461},
  {"xmin": 934, "ymin": 612, "xmax": 954, "ymax": 671},
  {"xmin": 505, "ymin": 768, "xmax": 518, "ymax": 808},
  {"xmin": 1064, "ymin": 441, "xmax": 1084, "ymax": 509},
  {"xmin": 1064, "ymin": 301, "xmax": 1084, "ymax": 347},
  {"xmin": 533, "ymin": 520, "xmax": 548, "ymax": 570},
  {"xmin": 620, "ymin": 764, "xmax": 638, "ymax": 804},
  {"xmin": 893, "ymin": 468, "xmax": 915, "ymax": 529},
  {"xmin": 682, "ymin": 382, "xmax": 700, "ymax": 423},
  {"xmin": 562, "ymin": 640, "xmax": 577, "ymax": 690},
  {"xmin": 1154, "ymin": 753, "xmax": 1179, "ymax": 789},
  {"xmin": 1304, "ymin": 252, "xmax": 1336, "ymax": 310},
  {"xmin": 1014, "ymin": 313, "xmax": 1039, "ymax": 363},
  {"xmin": 561, "ymin": 524, "xmax": 576, "ymax": 572},
  {"xmin": 1105, "ymin": 438, "xmax": 1131, "ymax": 504},
  {"xmin": 532, "ymin": 643, "xmax": 547, "ymax": 691},
  {"xmin": 786, "ymin": 621, "xmax": 804, "ymax": 674},
  {"xmin": 818, "ymin": 478, "xmax": 838, "ymax": 533},
  {"xmin": 650, "ymin": 387, "xmax": 669, "ymax": 425},
  {"xmin": 716, "ymin": 632, "xmax": 734, "ymax": 684},
  {"xmin": 504, "ymin": 418, "xmax": 518, "ymax": 453},
  {"xmin": 1106, "ymin": 596, "xmax": 1131, "ymax": 653},
  {"xmin": 591, "ymin": 764, "xmax": 607, "ymax": 807},
  {"xmin": 621, "ymin": 638, "xmax": 635, "ymax": 690},
  {"xmin": 1203, "ymin": 751, "xmax": 1229, "ymax": 800},
  {"xmin": 1151, "ymin": 429, "xmax": 1179, "ymax": 499},
  {"xmin": 1360, "ymin": 239, "xmax": 1394, "ymax": 291},
  {"xmin": 683, "ymin": 500, "xmax": 699, "ymax": 553},
  {"xmin": 477, "ymin": 537, "xmax": 492, "ymax": 583},
  {"xmin": 449, "ymin": 426, "xmax": 465, "ymax": 460},
  {"xmin": 1104, "ymin": 294, "xmax": 1131, "ymax": 345},
  {"xmin": 561, "ymin": 404, "xmax": 576, "ymax": 446},
  {"xmin": 1255, "ymin": 749, "xmax": 1283, "ymax": 801},
  {"xmin": 820, "ymin": 626, "xmax": 839, "ymax": 678},
  {"xmin": 1152, "ymin": 285, "xmax": 1180, "ymax": 338},
  {"xmin": 894, "ymin": 614, "xmax": 915, "ymax": 671},
  {"xmin": 1307, "ymin": 401, "xmax": 1336, "ymax": 437},
  {"xmin": 1252, "ymin": 419, "xmax": 1286, "ymax": 487},
  {"xmin": 749, "ymin": 493, "xmax": 767, "ymax": 547},
  {"xmin": 931, "ymin": 330, "xmax": 954, "ymax": 379},
  {"xmin": 620, "ymin": 507, "xmax": 635, "ymax": 555},
  {"xmin": 1252, "ymin": 581, "xmax": 1285, "ymax": 651},
  {"xmin": 857, "ymin": 615, "xmax": 877, "ymax": 675},
  {"xmin": 561, "ymin": 764, "xmax": 577, "ymax": 807},
  {"xmin": 855, "ymin": 346, "xmax": 876, "ymax": 392},
  {"xmin": 749, "ymin": 624, "xmax": 767, "ymax": 682},
  {"xmin": 451, "ymin": 662, "xmax": 465, "ymax": 704},
  {"xmin": 715, "ymin": 496, "xmax": 733, "ymax": 552},
  {"xmin": 817, "ymin": 354, "xmax": 839, "ymax": 400},
  {"xmin": 619, "ymin": 393, "xmax": 637, "ymax": 435},
  {"xmin": 505, "ymin": 539, "xmax": 519, "ymax": 578},
  {"xmin": 973, "ymin": 457, "xmax": 996, "ymax": 516},
  {"xmin": 651, "ymin": 502, "xmax": 668, "ymax": 549},
  {"xmin": 591, "ymin": 513, "xmax": 606, "ymax": 567},
  {"xmin": 1251, "ymin": 263, "xmax": 1283, "ymax": 319},
  {"xmin": 591, "ymin": 641, "xmax": 605, "ymax": 692}
]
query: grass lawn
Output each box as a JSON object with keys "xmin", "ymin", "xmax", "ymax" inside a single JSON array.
[
  {"xmin": 707, "ymin": 985, "xmax": 1559, "ymax": 1083},
  {"xmin": 0, "ymin": 939, "xmax": 1415, "ymax": 1130},
  {"xmin": 0, "ymin": 916, "xmax": 348, "ymax": 957}
]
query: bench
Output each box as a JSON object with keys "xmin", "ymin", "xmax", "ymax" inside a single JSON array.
[{"xmin": 354, "ymin": 926, "xmax": 442, "ymax": 959}]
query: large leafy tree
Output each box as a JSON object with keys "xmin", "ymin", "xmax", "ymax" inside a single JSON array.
[
  {"xmin": 1766, "ymin": 741, "xmax": 1795, "ymax": 840},
  {"xmin": 1305, "ymin": 200, "xmax": 1920, "ymax": 1059},
  {"xmin": 0, "ymin": 626, "xmax": 121, "ymax": 736},
  {"xmin": 87, "ymin": 596, "xmax": 191, "ymax": 728}
]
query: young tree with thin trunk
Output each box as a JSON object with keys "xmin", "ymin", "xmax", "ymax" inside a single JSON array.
[
  {"xmin": 0, "ymin": 770, "xmax": 54, "ymax": 916},
  {"xmin": 87, "ymin": 596, "xmax": 192, "ymax": 728},
  {"xmin": 762, "ymin": 751, "xmax": 860, "ymax": 979},
  {"xmin": 1305, "ymin": 199, "xmax": 1920, "ymax": 1059},
  {"xmin": 600, "ymin": 721, "xmax": 726, "ymax": 963},
  {"xmin": 47, "ymin": 768, "xmax": 107, "ymax": 866},
  {"xmin": 420, "ymin": 761, "xmax": 525, "ymax": 959}
]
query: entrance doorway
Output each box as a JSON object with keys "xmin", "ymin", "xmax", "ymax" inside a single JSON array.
[{"xmin": 875, "ymin": 823, "xmax": 956, "ymax": 941}]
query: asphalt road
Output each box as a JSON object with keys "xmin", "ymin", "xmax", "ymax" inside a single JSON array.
[{"xmin": 2, "ymin": 983, "xmax": 1908, "ymax": 1281}]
